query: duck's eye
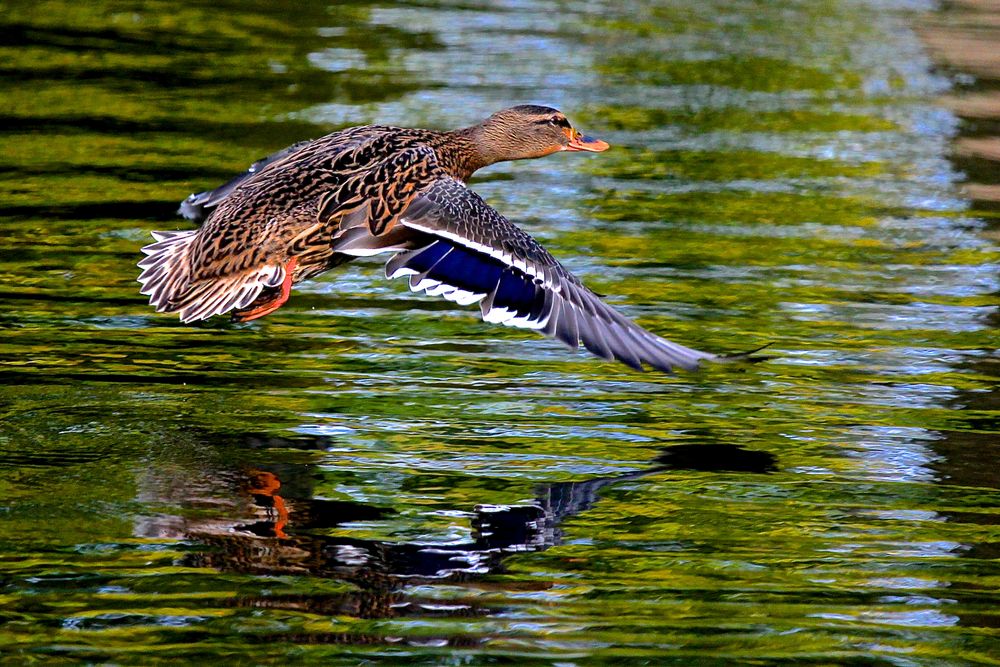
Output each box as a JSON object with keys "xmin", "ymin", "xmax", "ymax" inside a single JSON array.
[{"xmin": 548, "ymin": 116, "xmax": 570, "ymax": 128}]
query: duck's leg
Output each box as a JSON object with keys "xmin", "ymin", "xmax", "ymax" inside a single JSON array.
[{"xmin": 232, "ymin": 257, "xmax": 298, "ymax": 322}]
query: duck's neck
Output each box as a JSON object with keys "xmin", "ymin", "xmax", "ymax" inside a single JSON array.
[{"xmin": 434, "ymin": 125, "xmax": 505, "ymax": 182}]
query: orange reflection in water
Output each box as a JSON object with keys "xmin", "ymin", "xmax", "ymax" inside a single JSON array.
[{"xmin": 246, "ymin": 470, "xmax": 289, "ymax": 539}]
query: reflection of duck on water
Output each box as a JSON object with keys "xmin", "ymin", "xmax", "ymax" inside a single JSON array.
[
  {"xmin": 138, "ymin": 106, "xmax": 764, "ymax": 373},
  {"xmin": 146, "ymin": 440, "xmax": 775, "ymax": 621}
]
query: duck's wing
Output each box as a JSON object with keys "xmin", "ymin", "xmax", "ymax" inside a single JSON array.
[
  {"xmin": 176, "ymin": 124, "xmax": 404, "ymax": 223},
  {"xmin": 370, "ymin": 178, "xmax": 723, "ymax": 372},
  {"xmin": 178, "ymin": 141, "xmax": 313, "ymax": 222}
]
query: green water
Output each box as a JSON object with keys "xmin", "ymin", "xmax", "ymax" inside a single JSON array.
[{"xmin": 2, "ymin": 0, "xmax": 1000, "ymax": 664}]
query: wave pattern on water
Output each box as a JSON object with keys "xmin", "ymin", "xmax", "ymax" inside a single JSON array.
[{"xmin": 1, "ymin": 0, "xmax": 999, "ymax": 663}]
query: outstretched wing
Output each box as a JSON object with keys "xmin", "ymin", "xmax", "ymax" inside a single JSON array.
[{"xmin": 381, "ymin": 178, "xmax": 721, "ymax": 372}]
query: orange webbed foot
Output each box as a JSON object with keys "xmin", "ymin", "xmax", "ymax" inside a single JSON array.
[{"xmin": 232, "ymin": 257, "xmax": 298, "ymax": 322}]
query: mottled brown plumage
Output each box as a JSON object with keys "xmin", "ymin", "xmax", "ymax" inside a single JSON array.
[{"xmin": 139, "ymin": 106, "xmax": 745, "ymax": 372}]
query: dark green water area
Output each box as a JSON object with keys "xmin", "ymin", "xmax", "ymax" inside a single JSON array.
[{"xmin": 1, "ymin": 0, "xmax": 999, "ymax": 664}]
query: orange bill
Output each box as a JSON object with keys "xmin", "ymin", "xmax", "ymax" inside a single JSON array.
[{"xmin": 563, "ymin": 128, "xmax": 610, "ymax": 152}]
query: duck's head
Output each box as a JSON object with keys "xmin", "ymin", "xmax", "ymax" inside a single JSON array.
[{"xmin": 466, "ymin": 105, "xmax": 610, "ymax": 164}]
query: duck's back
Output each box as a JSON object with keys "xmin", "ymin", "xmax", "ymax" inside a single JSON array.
[{"xmin": 180, "ymin": 124, "xmax": 407, "ymax": 224}]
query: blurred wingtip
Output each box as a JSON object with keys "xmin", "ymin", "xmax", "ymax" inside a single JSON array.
[
  {"xmin": 178, "ymin": 193, "xmax": 206, "ymax": 221},
  {"xmin": 716, "ymin": 342, "xmax": 776, "ymax": 365}
]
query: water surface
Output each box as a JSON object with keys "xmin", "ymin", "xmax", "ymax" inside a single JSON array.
[{"xmin": 1, "ymin": 0, "xmax": 999, "ymax": 664}]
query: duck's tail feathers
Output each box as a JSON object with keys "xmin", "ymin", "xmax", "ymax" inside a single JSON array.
[
  {"xmin": 138, "ymin": 230, "xmax": 284, "ymax": 323},
  {"xmin": 138, "ymin": 230, "xmax": 197, "ymax": 313}
]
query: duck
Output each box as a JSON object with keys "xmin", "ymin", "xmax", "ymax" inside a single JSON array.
[{"xmin": 138, "ymin": 105, "xmax": 746, "ymax": 373}]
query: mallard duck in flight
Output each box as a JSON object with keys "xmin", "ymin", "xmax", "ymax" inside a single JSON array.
[{"xmin": 139, "ymin": 105, "xmax": 748, "ymax": 372}]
